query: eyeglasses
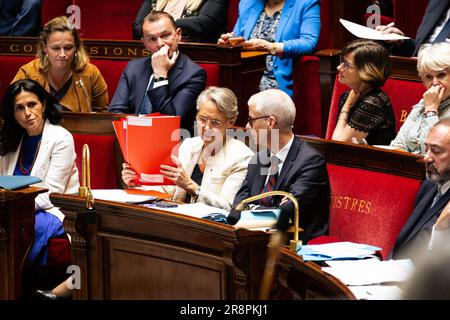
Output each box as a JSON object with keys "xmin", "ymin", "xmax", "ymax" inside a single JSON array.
[
  {"xmin": 247, "ymin": 115, "xmax": 271, "ymax": 127},
  {"xmin": 339, "ymin": 56, "xmax": 354, "ymax": 71},
  {"xmin": 196, "ymin": 115, "xmax": 225, "ymax": 129}
]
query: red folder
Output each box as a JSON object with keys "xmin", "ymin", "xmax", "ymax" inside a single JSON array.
[{"xmin": 113, "ymin": 114, "xmax": 180, "ymax": 185}]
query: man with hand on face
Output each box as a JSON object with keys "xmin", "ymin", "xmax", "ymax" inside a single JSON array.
[
  {"xmin": 391, "ymin": 118, "xmax": 450, "ymax": 261},
  {"xmin": 109, "ymin": 11, "xmax": 206, "ymax": 132}
]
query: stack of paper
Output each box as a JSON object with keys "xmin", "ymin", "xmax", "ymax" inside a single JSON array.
[
  {"xmin": 297, "ymin": 242, "xmax": 381, "ymax": 261},
  {"xmin": 113, "ymin": 113, "xmax": 180, "ymax": 186},
  {"xmin": 321, "ymin": 258, "xmax": 415, "ymax": 300},
  {"xmin": 339, "ymin": 18, "xmax": 410, "ymax": 41}
]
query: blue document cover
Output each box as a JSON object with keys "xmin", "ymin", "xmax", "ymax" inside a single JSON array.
[{"xmin": 0, "ymin": 175, "xmax": 42, "ymax": 190}]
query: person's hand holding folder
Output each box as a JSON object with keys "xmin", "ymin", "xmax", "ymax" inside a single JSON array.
[{"xmin": 160, "ymin": 155, "xmax": 199, "ymax": 196}]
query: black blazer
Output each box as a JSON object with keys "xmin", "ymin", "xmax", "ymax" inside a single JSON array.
[
  {"xmin": 391, "ymin": 180, "xmax": 450, "ymax": 259},
  {"xmin": 132, "ymin": 0, "xmax": 228, "ymax": 42},
  {"xmin": 233, "ymin": 137, "xmax": 330, "ymax": 242},
  {"xmin": 393, "ymin": 0, "xmax": 450, "ymax": 56},
  {"xmin": 108, "ymin": 53, "xmax": 206, "ymax": 131}
]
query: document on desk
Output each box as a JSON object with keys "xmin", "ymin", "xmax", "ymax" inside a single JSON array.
[
  {"xmin": 340, "ymin": 18, "xmax": 410, "ymax": 40},
  {"xmin": 298, "ymin": 241, "xmax": 381, "ymax": 261},
  {"xmin": 150, "ymin": 203, "xmax": 279, "ymax": 228},
  {"xmin": 348, "ymin": 284, "xmax": 403, "ymax": 300},
  {"xmin": 92, "ymin": 189, "xmax": 157, "ymax": 204},
  {"xmin": 322, "ymin": 258, "xmax": 415, "ymax": 286}
]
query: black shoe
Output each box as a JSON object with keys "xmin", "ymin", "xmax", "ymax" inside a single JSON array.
[{"xmin": 35, "ymin": 290, "xmax": 71, "ymax": 300}]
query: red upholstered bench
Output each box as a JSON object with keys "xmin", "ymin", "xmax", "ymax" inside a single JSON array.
[
  {"xmin": 293, "ymin": 55, "xmax": 322, "ymax": 137},
  {"xmin": 0, "ymin": 55, "xmax": 34, "ymax": 100},
  {"xmin": 72, "ymin": 133, "xmax": 119, "ymax": 189},
  {"xmin": 325, "ymin": 75, "xmax": 425, "ymax": 139},
  {"xmin": 311, "ymin": 163, "xmax": 422, "ymax": 260},
  {"xmin": 90, "ymin": 59, "xmax": 129, "ymax": 98}
]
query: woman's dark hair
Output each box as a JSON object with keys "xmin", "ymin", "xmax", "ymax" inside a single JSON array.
[
  {"xmin": 0, "ymin": 79, "xmax": 62, "ymax": 156},
  {"xmin": 341, "ymin": 39, "xmax": 391, "ymax": 87}
]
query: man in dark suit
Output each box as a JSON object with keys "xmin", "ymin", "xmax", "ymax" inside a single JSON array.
[
  {"xmin": 391, "ymin": 118, "xmax": 450, "ymax": 260},
  {"xmin": 231, "ymin": 89, "xmax": 330, "ymax": 242},
  {"xmin": 108, "ymin": 11, "xmax": 206, "ymax": 132},
  {"xmin": 0, "ymin": 0, "xmax": 42, "ymax": 36},
  {"xmin": 378, "ymin": 0, "xmax": 450, "ymax": 56}
]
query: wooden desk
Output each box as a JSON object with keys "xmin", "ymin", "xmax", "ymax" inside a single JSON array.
[
  {"xmin": 50, "ymin": 194, "xmax": 271, "ymax": 300},
  {"xmin": 0, "ymin": 187, "xmax": 46, "ymax": 299},
  {"xmin": 276, "ymin": 248, "xmax": 355, "ymax": 300}
]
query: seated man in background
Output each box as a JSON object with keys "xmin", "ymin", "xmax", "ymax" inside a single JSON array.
[
  {"xmin": 391, "ymin": 118, "xmax": 450, "ymax": 261},
  {"xmin": 133, "ymin": 0, "xmax": 228, "ymax": 42},
  {"xmin": 109, "ymin": 11, "xmax": 206, "ymax": 132},
  {"xmin": 0, "ymin": 0, "xmax": 42, "ymax": 36},
  {"xmin": 231, "ymin": 89, "xmax": 330, "ymax": 243},
  {"xmin": 377, "ymin": 0, "xmax": 450, "ymax": 57}
]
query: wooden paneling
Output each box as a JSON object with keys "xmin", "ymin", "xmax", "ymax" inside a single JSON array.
[{"xmin": 0, "ymin": 187, "xmax": 46, "ymax": 299}]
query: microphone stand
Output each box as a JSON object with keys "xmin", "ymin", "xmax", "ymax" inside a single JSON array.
[{"xmin": 232, "ymin": 191, "xmax": 302, "ymax": 300}]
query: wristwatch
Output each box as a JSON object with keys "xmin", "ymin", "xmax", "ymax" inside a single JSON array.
[
  {"xmin": 424, "ymin": 110, "xmax": 438, "ymax": 118},
  {"xmin": 154, "ymin": 76, "xmax": 168, "ymax": 82},
  {"xmin": 194, "ymin": 186, "xmax": 201, "ymax": 197}
]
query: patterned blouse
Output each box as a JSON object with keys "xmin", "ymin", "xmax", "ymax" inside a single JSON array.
[
  {"xmin": 337, "ymin": 89, "xmax": 396, "ymax": 145},
  {"xmin": 250, "ymin": 9, "xmax": 282, "ymax": 91},
  {"xmin": 390, "ymin": 98, "xmax": 450, "ymax": 154}
]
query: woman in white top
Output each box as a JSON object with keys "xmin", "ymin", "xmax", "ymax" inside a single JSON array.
[
  {"xmin": 390, "ymin": 42, "xmax": 450, "ymax": 154},
  {"xmin": 0, "ymin": 79, "xmax": 79, "ymax": 266},
  {"xmin": 122, "ymin": 86, "xmax": 254, "ymax": 210}
]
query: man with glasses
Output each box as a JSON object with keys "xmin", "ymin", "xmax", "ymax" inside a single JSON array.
[
  {"xmin": 109, "ymin": 11, "xmax": 206, "ymax": 132},
  {"xmin": 232, "ymin": 89, "xmax": 330, "ymax": 242}
]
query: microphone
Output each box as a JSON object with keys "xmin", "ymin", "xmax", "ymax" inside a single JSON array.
[
  {"xmin": 76, "ymin": 79, "xmax": 92, "ymax": 112},
  {"xmin": 229, "ymin": 191, "xmax": 302, "ymax": 300}
]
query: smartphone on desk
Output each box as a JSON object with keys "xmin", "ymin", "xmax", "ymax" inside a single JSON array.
[{"xmin": 155, "ymin": 201, "xmax": 178, "ymax": 208}]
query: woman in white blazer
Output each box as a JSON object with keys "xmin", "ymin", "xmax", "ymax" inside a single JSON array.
[
  {"xmin": 0, "ymin": 79, "xmax": 79, "ymax": 266},
  {"xmin": 122, "ymin": 86, "xmax": 254, "ymax": 210}
]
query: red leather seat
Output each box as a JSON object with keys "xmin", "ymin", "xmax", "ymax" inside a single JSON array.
[
  {"xmin": 325, "ymin": 76, "xmax": 425, "ymax": 139},
  {"xmin": 311, "ymin": 163, "xmax": 421, "ymax": 259}
]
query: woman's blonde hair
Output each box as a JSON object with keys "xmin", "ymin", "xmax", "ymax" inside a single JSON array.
[
  {"xmin": 196, "ymin": 86, "xmax": 238, "ymax": 121},
  {"xmin": 155, "ymin": 0, "xmax": 203, "ymax": 14},
  {"xmin": 37, "ymin": 16, "xmax": 89, "ymax": 73}
]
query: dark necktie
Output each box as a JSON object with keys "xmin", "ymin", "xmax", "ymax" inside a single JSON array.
[
  {"xmin": 433, "ymin": 15, "xmax": 450, "ymax": 43},
  {"xmin": 139, "ymin": 77, "xmax": 154, "ymax": 114},
  {"xmin": 431, "ymin": 188, "xmax": 443, "ymax": 208},
  {"xmin": 259, "ymin": 156, "xmax": 279, "ymax": 207}
]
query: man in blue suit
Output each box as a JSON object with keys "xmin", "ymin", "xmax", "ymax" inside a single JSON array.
[
  {"xmin": 109, "ymin": 11, "xmax": 206, "ymax": 132},
  {"xmin": 391, "ymin": 118, "xmax": 450, "ymax": 260},
  {"xmin": 0, "ymin": 0, "xmax": 42, "ymax": 36}
]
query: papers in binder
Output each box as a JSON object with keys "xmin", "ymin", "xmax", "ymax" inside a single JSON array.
[
  {"xmin": 297, "ymin": 241, "xmax": 381, "ymax": 261},
  {"xmin": 113, "ymin": 113, "xmax": 180, "ymax": 186},
  {"xmin": 0, "ymin": 175, "xmax": 42, "ymax": 190},
  {"xmin": 339, "ymin": 18, "xmax": 410, "ymax": 41}
]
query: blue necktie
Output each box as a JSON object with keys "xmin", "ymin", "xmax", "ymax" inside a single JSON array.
[
  {"xmin": 434, "ymin": 17, "xmax": 450, "ymax": 43},
  {"xmin": 139, "ymin": 78, "xmax": 154, "ymax": 115}
]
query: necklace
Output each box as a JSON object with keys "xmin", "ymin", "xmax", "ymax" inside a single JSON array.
[
  {"xmin": 258, "ymin": 5, "xmax": 284, "ymax": 39},
  {"xmin": 18, "ymin": 138, "xmax": 42, "ymax": 175}
]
